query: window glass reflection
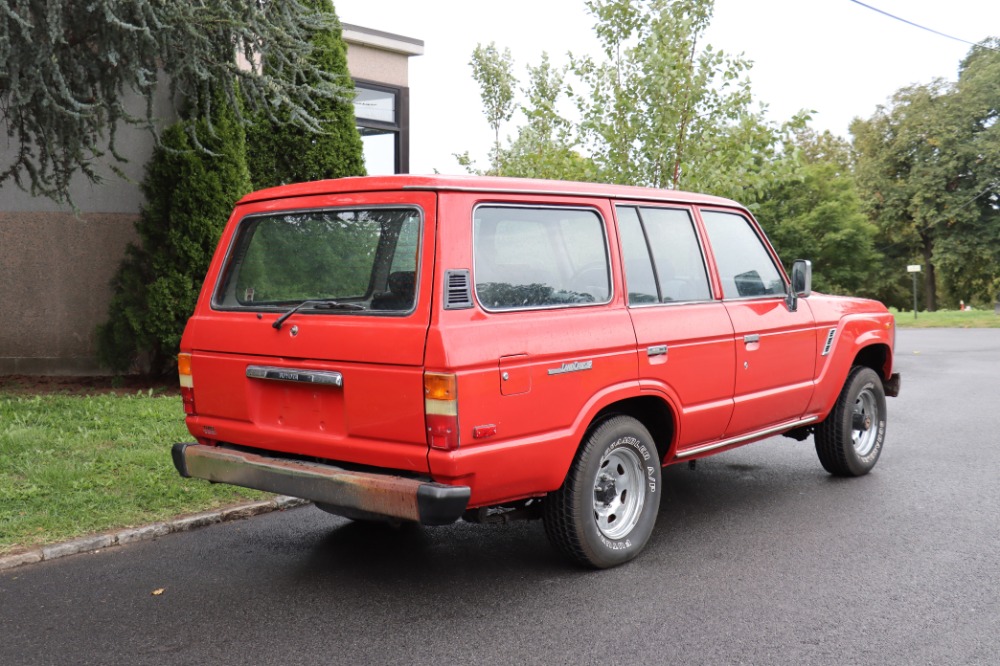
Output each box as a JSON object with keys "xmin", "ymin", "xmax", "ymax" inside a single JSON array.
[
  {"xmin": 361, "ymin": 131, "xmax": 396, "ymax": 175},
  {"xmin": 354, "ymin": 87, "xmax": 395, "ymax": 123}
]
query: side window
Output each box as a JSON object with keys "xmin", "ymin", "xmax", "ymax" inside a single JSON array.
[
  {"xmin": 642, "ymin": 207, "xmax": 711, "ymax": 302},
  {"xmin": 617, "ymin": 207, "xmax": 658, "ymax": 304},
  {"xmin": 474, "ymin": 206, "xmax": 610, "ymax": 310},
  {"xmin": 617, "ymin": 205, "xmax": 711, "ymax": 305},
  {"xmin": 701, "ymin": 210, "xmax": 785, "ymax": 299}
]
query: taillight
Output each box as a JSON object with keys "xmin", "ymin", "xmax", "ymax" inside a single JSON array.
[
  {"xmin": 178, "ymin": 353, "xmax": 196, "ymax": 415},
  {"xmin": 424, "ymin": 372, "xmax": 459, "ymax": 450}
]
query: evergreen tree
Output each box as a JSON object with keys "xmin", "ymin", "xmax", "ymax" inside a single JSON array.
[
  {"xmin": 97, "ymin": 88, "xmax": 253, "ymax": 376},
  {"xmin": 246, "ymin": 0, "xmax": 365, "ymax": 188},
  {"xmin": 0, "ymin": 0, "xmax": 351, "ymax": 203}
]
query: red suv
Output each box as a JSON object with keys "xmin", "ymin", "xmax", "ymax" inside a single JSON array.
[{"xmin": 172, "ymin": 175, "xmax": 900, "ymax": 568}]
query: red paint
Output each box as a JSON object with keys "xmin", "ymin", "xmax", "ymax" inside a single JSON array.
[{"xmin": 179, "ymin": 175, "xmax": 897, "ymax": 512}]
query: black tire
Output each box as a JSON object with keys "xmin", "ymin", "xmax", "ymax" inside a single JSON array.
[
  {"xmin": 815, "ymin": 366, "xmax": 887, "ymax": 477},
  {"xmin": 544, "ymin": 415, "xmax": 661, "ymax": 568}
]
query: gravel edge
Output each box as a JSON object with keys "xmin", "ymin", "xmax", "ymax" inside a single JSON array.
[{"xmin": 0, "ymin": 496, "xmax": 310, "ymax": 573}]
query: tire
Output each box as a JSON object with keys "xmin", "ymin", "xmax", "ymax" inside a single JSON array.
[
  {"xmin": 544, "ymin": 415, "xmax": 661, "ymax": 568},
  {"xmin": 815, "ymin": 366, "xmax": 887, "ymax": 477}
]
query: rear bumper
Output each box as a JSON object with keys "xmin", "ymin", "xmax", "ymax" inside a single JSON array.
[{"xmin": 171, "ymin": 443, "xmax": 470, "ymax": 526}]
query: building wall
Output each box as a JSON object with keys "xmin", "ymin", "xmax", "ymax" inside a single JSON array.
[
  {"xmin": 0, "ymin": 212, "xmax": 139, "ymax": 374},
  {"xmin": 346, "ymin": 42, "xmax": 410, "ymax": 87},
  {"xmin": 342, "ymin": 24, "xmax": 423, "ymax": 87},
  {"xmin": 0, "ymin": 87, "xmax": 171, "ymax": 375}
]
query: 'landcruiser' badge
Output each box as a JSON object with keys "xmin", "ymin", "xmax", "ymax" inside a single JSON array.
[{"xmin": 548, "ymin": 360, "xmax": 593, "ymax": 376}]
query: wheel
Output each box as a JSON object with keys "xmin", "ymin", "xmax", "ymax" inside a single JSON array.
[
  {"xmin": 815, "ymin": 366, "xmax": 887, "ymax": 477},
  {"xmin": 544, "ymin": 415, "xmax": 661, "ymax": 568}
]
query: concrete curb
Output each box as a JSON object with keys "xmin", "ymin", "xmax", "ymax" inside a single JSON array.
[{"xmin": 0, "ymin": 496, "xmax": 310, "ymax": 573}]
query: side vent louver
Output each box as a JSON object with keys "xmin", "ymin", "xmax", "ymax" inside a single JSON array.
[
  {"xmin": 822, "ymin": 327, "xmax": 837, "ymax": 356},
  {"xmin": 443, "ymin": 269, "xmax": 474, "ymax": 310}
]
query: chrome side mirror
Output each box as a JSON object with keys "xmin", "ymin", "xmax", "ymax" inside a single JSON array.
[
  {"xmin": 786, "ymin": 259, "xmax": 812, "ymax": 312},
  {"xmin": 791, "ymin": 259, "xmax": 812, "ymax": 297}
]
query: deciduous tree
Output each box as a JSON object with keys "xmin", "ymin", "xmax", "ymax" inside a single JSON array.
[
  {"xmin": 469, "ymin": 42, "xmax": 517, "ymax": 172},
  {"xmin": 461, "ymin": 0, "xmax": 797, "ymax": 201},
  {"xmin": 754, "ymin": 158, "xmax": 882, "ymax": 298},
  {"xmin": 852, "ymin": 39, "xmax": 1000, "ymax": 309}
]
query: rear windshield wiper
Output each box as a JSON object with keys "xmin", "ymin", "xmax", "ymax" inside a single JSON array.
[{"xmin": 272, "ymin": 299, "xmax": 365, "ymax": 330}]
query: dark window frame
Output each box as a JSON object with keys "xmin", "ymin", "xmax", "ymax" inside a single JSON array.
[{"xmin": 354, "ymin": 78, "xmax": 410, "ymax": 174}]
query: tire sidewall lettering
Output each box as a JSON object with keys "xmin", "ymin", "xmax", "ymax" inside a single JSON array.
[
  {"xmin": 857, "ymin": 417, "xmax": 885, "ymax": 465},
  {"xmin": 602, "ymin": 436, "xmax": 656, "ymax": 494},
  {"xmin": 589, "ymin": 429, "xmax": 660, "ymax": 557},
  {"xmin": 850, "ymin": 375, "xmax": 886, "ymax": 468}
]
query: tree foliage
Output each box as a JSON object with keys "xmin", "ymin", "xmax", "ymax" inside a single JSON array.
[
  {"xmin": 97, "ymin": 89, "xmax": 253, "ymax": 376},
  {"xmin": 574, "ymin": 0, "xmax": 777, "ymax": 194},
  {"xmin": 851, "ymin": 39, "xmax": 1000, "ymax": 309},
  {"xmin": 487, "ymin": 54, "xmax": 600, "ymax": 181},
  {"xmin": 245, "ymin": 0, "xmax": 364, "ymax": 188},
  {"xmin": 461, "ymin": 0, "xmax": 799, "ymax": 201},
  {"xmin": 0, "ymin": 0, "xmax": 352, "ymax": 202},
  {"xmin": 469, "ymin": 42, "xmax": 517, "ymax": 169},
  {"xmin": 754, "ymin": 161, "xmax": 881, "ymax": 298}
]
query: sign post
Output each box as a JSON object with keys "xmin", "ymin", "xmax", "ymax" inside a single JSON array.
[{"xmin": 907, "ymin": 265, "xmax": 922, "ymax": 319}]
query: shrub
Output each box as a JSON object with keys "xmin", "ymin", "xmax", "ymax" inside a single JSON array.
[{"xmin": 98, "ymin": 89, "xmax": 253, "ymax": 376}]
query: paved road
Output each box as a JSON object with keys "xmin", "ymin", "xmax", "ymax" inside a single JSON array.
[{"xmin": 2, "ymin": 329, "xmax": 998, "ymax": 665}]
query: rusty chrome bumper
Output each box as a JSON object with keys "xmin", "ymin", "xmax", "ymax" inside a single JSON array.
[{"xmin": 171, "ymin": 443, "xmax": 470, "ymax": 526}]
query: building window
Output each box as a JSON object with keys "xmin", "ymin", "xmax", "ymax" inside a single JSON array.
[{"xmin": 354, "ymin": 80, "xmax": 409, "ymax": 174}]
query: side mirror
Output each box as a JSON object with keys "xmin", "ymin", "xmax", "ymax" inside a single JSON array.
[
  {"xmin": 786, "ymin": 259, "xmax": 812, "ymax": 312},
  {"xmin": 791, "ymin": 259, "xmax": 812, "ymax": 297}
]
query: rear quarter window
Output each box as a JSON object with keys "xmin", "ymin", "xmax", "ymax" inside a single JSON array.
[{"xmin": 473, "ymin": 206, "xmax": 611, "ymax": 311}]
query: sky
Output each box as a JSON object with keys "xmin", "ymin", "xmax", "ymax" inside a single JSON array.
[{"xmin": 334, "ymin": 0, "xmax": 1000, "ymax": 175}]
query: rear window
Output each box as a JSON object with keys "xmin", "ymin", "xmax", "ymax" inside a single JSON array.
[
  {"xmin": 214, "ymin": 207, "xmax": 421, "ymax": 314},
  {"xmin": 473, "ymin": 206, "xmax": 611, "ymax": 311}
]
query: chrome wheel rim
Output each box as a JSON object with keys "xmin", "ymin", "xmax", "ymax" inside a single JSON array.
[
  {"xmin": 852, "ymin": 388, "xmax": 879, "ymax": 457},
  {"xmin": 593, "ymin": 446, "xmax": 645, "ymax": 540}
]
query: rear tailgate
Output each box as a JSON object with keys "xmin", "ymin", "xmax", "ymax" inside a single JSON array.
[{"xmin": 181, "ymin": 190, "xmax": 437, "ymax": 474}]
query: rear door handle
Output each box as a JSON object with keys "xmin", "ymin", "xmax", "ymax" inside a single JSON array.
[
  {"xmin": 647, "ymin": 344, "xmax": 668, "ymax": 357},
  {"xmin": 743, "ymin": 334, "xmax": 760, "ymax": 344}
]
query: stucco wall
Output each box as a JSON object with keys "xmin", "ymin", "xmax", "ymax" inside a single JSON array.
[
  {"xmin": 345, "ymin": 42, "xmax": 410, "ymax": 87},
  {"xmin": 0, "ymin": 82, "xmax": 169, "ymax": 375},
  {"xmin": 0, "ymin": 212, "xmax": 138, "ymax": 375}
]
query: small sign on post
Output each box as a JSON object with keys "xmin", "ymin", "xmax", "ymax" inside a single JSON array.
[{"xmin": 907, "ymin": 265, "xmax": 922, "ymax": 319}]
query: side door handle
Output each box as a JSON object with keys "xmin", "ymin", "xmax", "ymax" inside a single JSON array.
[
  {"xmin": 743, "ymin": 334, "xmax": 760, "ymax": 344},
  {"xmin": 647, "ymin": 344, "xmax": 668, "ymax": 357}
]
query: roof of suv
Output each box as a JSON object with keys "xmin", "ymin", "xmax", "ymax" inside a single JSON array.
[{"xmin": 238, "ymin": 174, "xmax": 743, "ymax": 209}]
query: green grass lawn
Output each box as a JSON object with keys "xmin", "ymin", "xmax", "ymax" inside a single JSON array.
[
  {"xmin": 0, "ymin": 391, "xmax": 267, "ymax": 555},
  {"xmin": 891, "ymin": 307, "xmax": 1000, "ymax": 328}
]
